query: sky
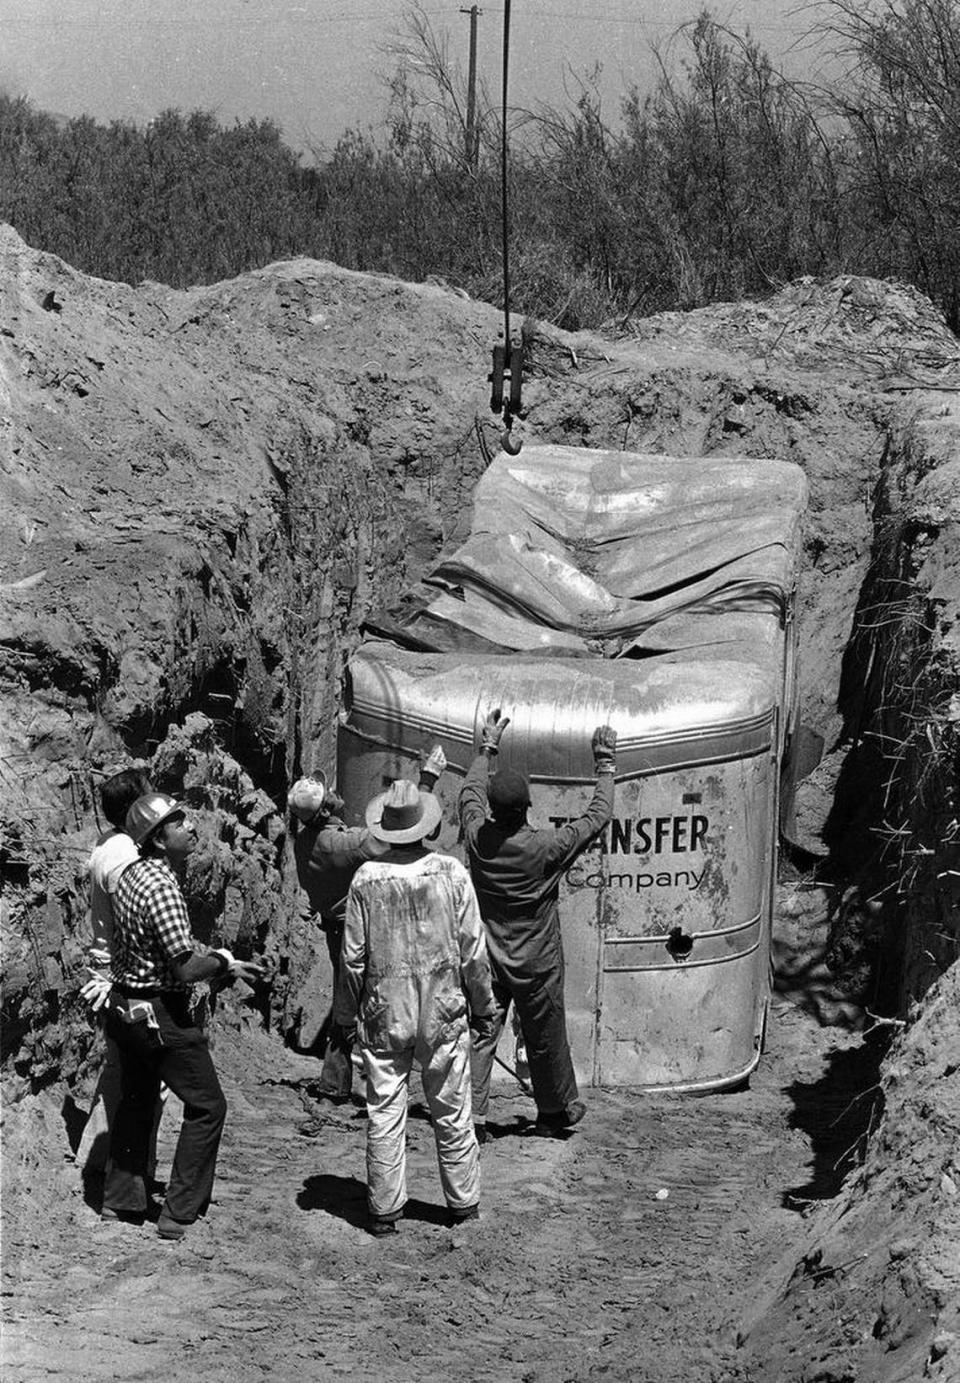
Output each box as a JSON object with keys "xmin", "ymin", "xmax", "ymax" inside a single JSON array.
[{"xmin": 1, "ymin": 1, "xmax": 828, "ymax": 158}]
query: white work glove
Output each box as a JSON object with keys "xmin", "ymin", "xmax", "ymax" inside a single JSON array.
[
  {"xmin": 212, "ymin": 948, "xmax": 267, "ymax": 985},
  {"xmin": 233, "ymin": 959, "xmax": 268, "ymax": 984},
  {"xmin": 424, "ymin": 744, "xmax": 447, "ymax": 776},
  {"xmin": 480, "ymin": 707, "xmax": 510, "ymax": 754},
  {"xmin": 592, "ymin": 724, "xmax": 617, "ymax": 774},
  {"xmin": 80, "ymin": 969, "xmax": 112, "ymax": 1013},
  {"xmin": 420, "ymin": 744, "xmax": 447, "ymax": 788}
]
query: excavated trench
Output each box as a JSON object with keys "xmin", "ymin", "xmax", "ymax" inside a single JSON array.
[{"xmin": 2, "ymin": 234, "xmax": 959, "ymax": 1379}]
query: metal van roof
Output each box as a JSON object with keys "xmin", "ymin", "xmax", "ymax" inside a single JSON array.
[{"xmin": 347, "ymin": 642, "xmax": 782, "ymax": 781}]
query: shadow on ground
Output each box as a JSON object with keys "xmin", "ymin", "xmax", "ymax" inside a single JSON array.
[
  {"xmin": 297, "ymin": 1173, "xmax": 452, "ymax": 1230},
  {"xmin": 783, "ymin": 1027, "xmax": 888, "ymax": 1206},
  {"xmin": 61, "ymin": 1094, "xmax": 88, "ymax": 1155}
]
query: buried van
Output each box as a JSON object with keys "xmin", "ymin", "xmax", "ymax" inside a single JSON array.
[{"xmin": 338, "ymin": 443, "xmax": 808, "ymax": 1091}]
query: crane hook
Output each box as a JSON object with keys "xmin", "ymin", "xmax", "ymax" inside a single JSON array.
[
  {"xmin": 501, "ymin": 420, "xmax": 522, "ymax": 455},
  {"xmin": 489, "ymin": 340, "xmax": 524, "ymax": 454}
]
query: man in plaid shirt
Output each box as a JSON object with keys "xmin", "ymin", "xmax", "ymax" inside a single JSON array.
[
  {"xmin": 101, "ymin": 792, "xmax": 263, "ymax": 1240},
  {"xmin": 76, "ymin": 766, "xmax": 165, "ymax": 1181}
]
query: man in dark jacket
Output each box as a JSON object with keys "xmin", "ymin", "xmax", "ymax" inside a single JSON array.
[
  {"xmin": 458, "ymin": 710, "xmax": 616, "ymax": 1139},
  {"xmin": 290, "ymin": 747, "xmax": 446, "ymax": 1101}
]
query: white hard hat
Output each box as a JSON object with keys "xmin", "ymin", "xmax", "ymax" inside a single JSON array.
[
  {"xmin": 288, "ymin": 774, "xmax": 328, "ymax": 823},
  {"xmin": 125, "ymin": 793, "xmax": 184, "ymax": 848}
]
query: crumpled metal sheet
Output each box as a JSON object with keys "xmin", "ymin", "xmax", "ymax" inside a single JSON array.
[{"xmin": 384, "ymin": 445, "xmax": 807, "ymax": 656}]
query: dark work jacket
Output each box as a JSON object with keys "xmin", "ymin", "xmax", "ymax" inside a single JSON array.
[
  {"xmin": 293, "ymin": 768, "xmax": 440, "ymax": 929},
  {"xmin": 293, "ymin": 818, "xmax": 387, "ymax": 929},
  {"xmin": 458, "ymin": 753, "xmax": 614, "ymax": 977}
]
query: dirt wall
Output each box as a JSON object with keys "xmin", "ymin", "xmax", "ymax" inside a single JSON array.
[
  {"xmin": 820, "ymin": 404, "xmax": 960, "ymax": 1011},
  {"xmin": 739, "ymin": 961, "xmax": 960, "ymax": 1383}
]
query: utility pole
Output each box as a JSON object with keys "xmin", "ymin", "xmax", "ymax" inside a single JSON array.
[{"xmin": 460, "ymin": 5, "xmax": 481, "ymax": 169}]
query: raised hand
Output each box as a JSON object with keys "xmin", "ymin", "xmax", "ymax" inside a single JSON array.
[{"xmin": 480, "ymin": 708, "xmax": 511, "ymax": 753}]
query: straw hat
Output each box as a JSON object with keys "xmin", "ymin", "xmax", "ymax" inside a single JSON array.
[{"xmin": 365, "ymin": 779, "xmax": 443, "ymax": 844}]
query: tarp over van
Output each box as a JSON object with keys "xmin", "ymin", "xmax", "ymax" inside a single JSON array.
[{"xmin": 370, "ymin": 445, "xmax": 807, "ymax": 661}]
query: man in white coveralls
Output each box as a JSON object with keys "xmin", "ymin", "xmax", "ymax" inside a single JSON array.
[{"xmin": 336, "ymin": 778, "xmax": 496, "ymax": 1236}]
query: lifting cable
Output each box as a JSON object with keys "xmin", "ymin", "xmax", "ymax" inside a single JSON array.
[
  {"xmin": 500, "ymin": 0, "xmax": 512, "ymax": 355},
  {"xmin": 488, "ymin": 0, "xmax": 524, "ymax": 454}
]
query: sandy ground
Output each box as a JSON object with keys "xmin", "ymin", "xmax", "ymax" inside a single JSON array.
[{"xmin": 2, "ymin": 997, "xmax": 867, "ymax": 1383}]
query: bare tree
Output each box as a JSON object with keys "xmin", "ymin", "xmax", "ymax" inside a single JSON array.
[
  {"xmin": 379, "ymin": 3, "xmax": 497, "ymax": 171},
  {"xmin": 819, "ymin": 0, "xmax": 960, "ymax": 326}
]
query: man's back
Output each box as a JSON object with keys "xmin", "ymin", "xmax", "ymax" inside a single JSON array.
[
  {"xmin": 458, "ymin": 746, "xmax": 614, "ymax": 976},
  {"xmin": 293, "ymin": 817, "xmax": 385, "ymax": 924},
  {"xmin": 466, "ymin": 818, "xmax": 588, "ymax": 919},
  {"xmin": 460, "ymin": 763, "xmax": 613, "ymax": 911},
  {"xmin": 340, "ymin": 851, "xmax": 491, "ymax": 1051},
  {"xmin": 88, "ymin": 828, "xmax": 139, "ymax": 960},
  {"xmin": 353, "ymin": 852, "xmax": 464, "ymax": 955},
  {"xmin": 335, "ymin": 777, "xmax": 492, "ymax": 1232}
]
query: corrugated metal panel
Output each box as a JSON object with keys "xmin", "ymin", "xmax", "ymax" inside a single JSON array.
[{"xmin": 345, "ymin": 644, "xmax": 776, "ymax": 781}]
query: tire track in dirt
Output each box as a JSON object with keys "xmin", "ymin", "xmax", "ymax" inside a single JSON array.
[{"xmin": 3, "ymin": 1002, "xmax": 863, "ymax": 1383}]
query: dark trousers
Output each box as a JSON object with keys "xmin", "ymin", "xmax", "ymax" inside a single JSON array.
[
  {"xmin": 317, "ymin": 922, "xmax": 354, "ymax": 1098},
  {"xmin": 470, "ymin": 958, "xmax": 578, "ymax": 1121},
  {"xmin": 103, "ymin": 994, "xmax": 227, "ymax": 1223}
]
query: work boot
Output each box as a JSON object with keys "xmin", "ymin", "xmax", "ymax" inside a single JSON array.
[
  {"xmin": 100, "ymin": 1206, "xmax": 145, "ymax": 1226},
  {"xmin": 157, "ymin": 1208, "xmax": 190, "ymax": 1240},
  {"xmin": 307, "ymin": 1081, "xmax": 351, "ymax": 1106},
  {"xmin": 368, "ymin": 1215, "xmax": 399, "ymax": 1238},
  {"xmin": 449, "ymin": 1204, "xmax": 480, "ymax": 1227},
  {"xmin": 533, "ymin": 1100, "xmax": 586, "ymax": 1136}
]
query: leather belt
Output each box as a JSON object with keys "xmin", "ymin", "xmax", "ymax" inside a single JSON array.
[{"xmin": 113, "ymin": 984, "xmax": 182, "ymax": 1000}]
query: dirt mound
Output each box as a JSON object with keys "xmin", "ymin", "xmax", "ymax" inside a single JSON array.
[
  {"xmin": 740, "ymin": 962, "xmax": 960, "ymax": 1382},
  {"xmin": 3, "ymin": 225, "xmax": 960, "ymax": 1379},
  {"xmin": 613, "ymin": 274, "xmax": 960, "ymax": 386}
]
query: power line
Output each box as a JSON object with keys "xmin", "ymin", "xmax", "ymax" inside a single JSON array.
[
  {"xmin": 2, "ymin": 9, "xmax": 465, "ymax": 29},
  {"xmin": 4, "ymin": 8, "xmax": 812, "ymax": 33}
]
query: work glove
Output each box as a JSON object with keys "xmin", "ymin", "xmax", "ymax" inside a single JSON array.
[
  {"xmin": 212, "ymin": 948, "xmax": 269, "ymax": 985},
  {"xmin": 233, "ymin": 959, "xmax": 269, "ymax": 985},
  {"xmin": 80, "ymin": 969, "xmax": 112, "ymax": 1013},
  {"xmin": 592, "ymin": 724, "xmax": 617, "ymax": 774},
  {"xmin": 480, "ymin": 707, "xmax": 510, "ymax": 754},
  {"xmin": 419, "ymin": 743, "xmax": 447, "ymax": 788}
]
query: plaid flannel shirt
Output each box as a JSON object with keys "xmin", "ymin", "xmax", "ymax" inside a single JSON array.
[{"xmin": 111, "ymin": 856, "xmax": 194, "ymax": 992}]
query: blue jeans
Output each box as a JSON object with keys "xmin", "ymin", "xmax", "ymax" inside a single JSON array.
[{"xmin": 103, "ymin": 993, "xmax": 226, "ymax": 1223}]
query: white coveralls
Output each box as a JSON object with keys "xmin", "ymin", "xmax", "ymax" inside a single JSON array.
[{"xmin": 337, "ymin": 849, "xmax": 495, "ymax": 1220}]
